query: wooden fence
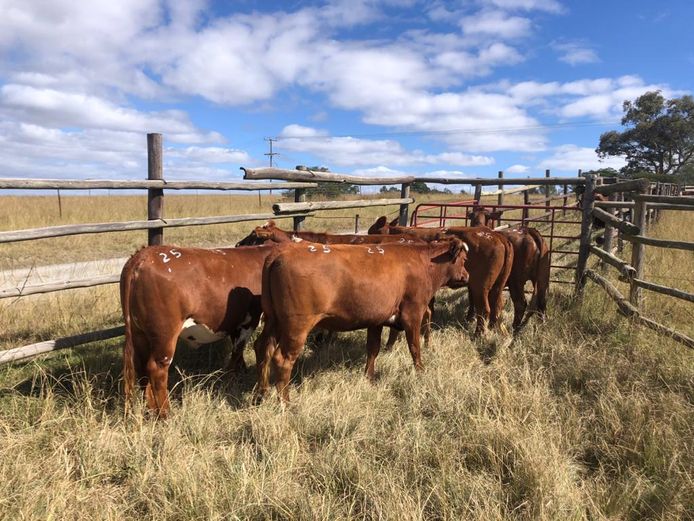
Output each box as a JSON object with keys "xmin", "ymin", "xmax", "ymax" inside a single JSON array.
[
  {"xmin": 575, "ymin": 175, "xmax": 693, "ymax": 349},
  {"xmin": 1, "ymin": 132, "xmax": 689, "ymax": 364}
]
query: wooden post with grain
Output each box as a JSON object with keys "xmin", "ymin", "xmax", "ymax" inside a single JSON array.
[
  {"xmin": 522, "ymin": 188, "xmax": 530, "ymax": 224},
  {"xmin": 629, "ymin": 186, "xmax": 649, "ymax": 306},
  {"xmin": 497, "ymin": 171, "xmax": 504, "ymax": 208},
  {"xmin": 147, "ymin": 133, "xmax": 164, "ymax": 246},
  {"xmin": 293, "ymin": 188, "xmax": 307, "ymax": 231},
  {"xmin": 575, "ymin": 174, "xmax": 596, "ymax": 293},
  {"xmin": 399, "ymin": 183, "xmax": 411, "ymax": 226}
]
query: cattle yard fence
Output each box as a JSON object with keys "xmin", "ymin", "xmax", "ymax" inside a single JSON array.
[
  {"xmin": 0, "ymin": 134, "xmax": 690, "ymax": 364},
  {"xmin": 575, "ymin": 175, "xmax": 693, "ymax": 349}
]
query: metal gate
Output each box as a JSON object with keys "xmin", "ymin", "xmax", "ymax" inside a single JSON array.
[{"xmin": 410, "ymin": 200, "xmax": 582, "ymax": 284}]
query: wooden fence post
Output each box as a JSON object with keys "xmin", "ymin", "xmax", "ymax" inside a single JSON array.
[
  {"xmin": 354, "ymin": 214, "xmax": 360, "ymax": 233},
  {"xmin": 544, "ymin": 169, "xmax": 551, "ymax": 204},
  {"xmin": 522, "ymin": 188, "xmax": 530, "ymax": 224},
  {"xmin": 473, "ymin": 184, "xmax": 482, "ymax": 204},
  {"xmin": 601, "ymin": 192, "xmax": 617, "ymax": 262},
  {"xmin": 629, "ymin": 190, "xmax": 648, "ymax": 306},
  {"xmin": 562, "ymin": 183, "xmax": 568, "ymax": 215},
  {"xmin": 293, "ymin": 188, "xmax": 306, "ymax": 231},
  {"xmin": 575, "ymin": 174, "xmax": 596, "ymax": 293},
  {"xmin": 399, "ymin": 183, "xmax": 411, "ymax": 226},
  {"xmin": 147, "ymin": 133, "xmax": 164, "ymax": 246},
  {"xmin": 497, "ymin": 171, "xmax": 504, "ymax": 208}
]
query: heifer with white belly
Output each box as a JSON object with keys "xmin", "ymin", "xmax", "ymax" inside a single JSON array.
[
  {"xmin": 254, "ymin": 240, "xmax": 469, "ymax": 401},
  {"xmin": 121, "ymin": 244, "xmax": 274, "ymax": 418}
]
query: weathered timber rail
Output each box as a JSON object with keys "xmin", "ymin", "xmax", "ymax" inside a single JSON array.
[
  {"xmin": 583, "ymin": 176, "xmax": 692, "ymax": 350},
  {"xmin": 2, "ymin": 133, "xmax": 690, "ymax": 365},
  {"xmin": 0, "ymin": 212, "xmax": 310, "ymax": 244}
]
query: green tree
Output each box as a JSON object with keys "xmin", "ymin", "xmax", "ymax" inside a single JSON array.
[
  {"xmin": 306, "ymin": 182, "xmax": 359, "ymax": 198},
  {"xmin": 596, "ymin": 91, "xmax": 694, "ymax": 177},
  {"xmin": 410, "ymin": 181, "xmax": 431, "ymax": 193}
]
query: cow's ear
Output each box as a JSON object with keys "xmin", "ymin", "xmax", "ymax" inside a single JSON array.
[
  {"xmin": 389, "ymin": 216, "xmax": 399, "ymax": 227},
  {"xmin": 490, "ymin": 210, "xmax": 504, "ymax": 220},
  {"xmin": 264, "ymin": 220, "xmax": 277, "ymax": 229},
  {"xmin": 374, "ymin": 216, "xmax": 387, "ymax": 228},
  {"xmin": 449, "ymin": 238, "xmax": 468, "ymax": 258}
]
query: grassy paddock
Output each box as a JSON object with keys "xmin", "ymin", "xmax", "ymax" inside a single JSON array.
[
  {"xmin": 1, "ymin": 195, "xmax": 692, "ymax": 520},
  {"xmin": 0, "ymin": 191, "xmax": 548, "ymax": 270}
]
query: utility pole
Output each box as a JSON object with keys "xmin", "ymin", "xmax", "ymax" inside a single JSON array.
[{"xmin": 264, "ymin": 137, "xmax": 279, "ymax": 196}]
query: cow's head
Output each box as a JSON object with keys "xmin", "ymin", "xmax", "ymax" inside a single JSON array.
[
  {"xmin": 467, "ymin": 206, "xmax": 503, "ymax": 227},
  {"xmin": 431, "ymin": 237, "xmax": 470, "ymax": 288},
  {"xmin": 235, "ymin": 221, "xmax": 280, "ymax": 246},
  {"xmin": 368, "ymin": 216, "xmax": 389, "ymax": 235}
]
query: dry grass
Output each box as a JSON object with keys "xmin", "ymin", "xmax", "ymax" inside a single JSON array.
[
  {"xmin": 0, "ymin": 191, "xmax": 468, "ymax": 270},
  {"xmin": 0, "ymin": 195, "xmax": 692, "ymax": 520}
]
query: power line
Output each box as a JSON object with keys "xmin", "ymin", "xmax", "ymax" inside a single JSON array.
[
  {"xmin": 264, "ymin": 137, "xmax": 279, "ymax": 166},
  {"xmin": 264, "ymin": 137, "xmax": 279, "ymax": 196},
  {"xmin": 275, "ymin": 119, "xmax": 620, "ymax": 141}
]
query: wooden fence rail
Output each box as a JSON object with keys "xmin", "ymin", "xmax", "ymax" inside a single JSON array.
[
  {"xmin": 585, "ymin": 270, "xmax": 694, "ymax": 349},
  {"xmin": 1, "ymin": 132, "xmax": 690, "ymax": 365},
  {"xmin": 0, "ymin": 212, "xmax": 310, "ymax": 244},
  {"xmin": 0, "ymin": 275, "xmax": 120, "ymax": 299},
  {"xmin": 584, "ymin": 179, "xmax": 692, "ymax": 350},
  {"xmin": 0, "ymin": 179, "xmax": 317, "ymax": 191},
  {"xmin": 0, "ymin": 326, "xmax": 125, "ymax": 365},
  {"xmin": 272, "ymin": 198, "xmax": 413, "ymax": 214}
]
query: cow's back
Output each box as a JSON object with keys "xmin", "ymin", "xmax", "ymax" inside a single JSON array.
[
  {"xmin": 123, "ymin": 245, "xmax": 272, "ymax": 333},
  {"xmin": 445, "ymin": 226, "xmax": 509, "ymax": 283},
  {"xmin": 263, "ymin": 243, "xmax": 428, "ymax": 331}
]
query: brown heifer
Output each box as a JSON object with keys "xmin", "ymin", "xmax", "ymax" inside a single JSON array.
[
  {"xmin": 236, "ymin": 220, "xmax": 424, "ymax": 247},
  {"xmin": 253, "ymin": 240, "xmax": 469, "ymax": 401},
  {"xmin": 467, "ymin": 207, "xmax": 550, "ymax": 331},
  {"xmin": 368, "ymin": 216, "xmax": 445, "ymax": 241},
  {"xmin": 368, "ymin": 216, "xmax": 513, "ymax": 335},
  {"xmin": 121, "ymin": 244, "xmax": 274, "ymax": 418}
]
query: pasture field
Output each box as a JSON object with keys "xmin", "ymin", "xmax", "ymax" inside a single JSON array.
[
  {"xmin": 0, "ymin": 191, "xmax": 467, "ymax": 270},
  {"xmin": 0, "ymin": 197, "xmax": 692, "ymax": 520}
]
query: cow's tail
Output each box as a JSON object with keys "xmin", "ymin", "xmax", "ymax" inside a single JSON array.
[
  {"xmin": 258, "ymin": 252, "xmax": 281, "ymax": 392},
  {"xmin": 120, "ymin": 252, "xmax": 140, "ymax": 415},
  {"xmin": 527, "ymin": 228, "xmax": 550, "ymax": 315},
  {"xmin": 501, "ymin": 235, "xmax": 514, "ymax": 288}
]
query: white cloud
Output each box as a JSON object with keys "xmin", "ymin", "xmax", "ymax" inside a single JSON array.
[
  {"xmin": 538, "ymin": 144, "xmax": 625, "ymax": 172},
  {"xmin": 169, "ymin": 146, "xmax": 251, "ymax": 165},
  {"xmin": 277, "ymin": 125, "xmax": 495, "ymax": 167},
  {"xmin": 0, "ymin": 0, "xmax": 681, "ymax": 182},
  {"xmin": 482, "ymin": 0, "xmax": 564, "ymax": 12},
  {"xmin": 421, "ymin": 169, "xmax": 471, "ymax": 178},
  {"xmin": 553, "ymin": 41, "xmax": 600, "ymax": 65},
  {"xmin": 460, "ymin": 11, "xmax": 533, "ymax": 39},
  {"xmin": 504, "ymin": 76, "xmax": 674, "ymax": 121},
  {"xmin": 280, "ymin": 124, "xmax": 329, "ymax": 138},
  {"xmin": 0, "ymin": 84, "xmax": 222, "ymax": 143},
  {"xmin": 506, "ymin": 164, "xmax": 529, "ymax": 173}
]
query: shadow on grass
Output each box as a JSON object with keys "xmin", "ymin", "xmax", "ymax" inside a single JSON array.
[{"xmin": 0, "ymin": 287, "xmax": 500, "ymax": 411}]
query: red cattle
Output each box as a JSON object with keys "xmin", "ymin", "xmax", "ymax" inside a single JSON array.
[
  {"xmin": 236, "ymin": 220, "xmax": 425, "ymax": 246},
  {"xmin": 121, "ymin": 244, "xmax": 274, "ymax": 418},
  {"xmin": 368, "ymin": 216, "xmax": 446, "ymax": 241},
  {"xmin": 467, "ymin": 207, "xmax": 550, "ymax": 330},
  {"xmin": 253, "ymin": 239, "xmax": 470, "ymax": 401},
  {"xmin": 368, "ymin": 216, "xmax": 513, "ymax": 335}
]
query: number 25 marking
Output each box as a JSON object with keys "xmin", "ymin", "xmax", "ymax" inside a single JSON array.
[{"xmin": 159, "ymin": 249, "xmax": 182, "ymax": 264}]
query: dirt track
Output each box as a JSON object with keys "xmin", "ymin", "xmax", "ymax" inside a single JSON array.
[{"xmin": 0, "ymin": 257, "xmax": 127, "ymax": 291}]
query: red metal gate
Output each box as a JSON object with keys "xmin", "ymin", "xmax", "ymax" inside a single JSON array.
[{"xmin": 410, "ymin": 200, "xmax": 582, "ymax": 284}]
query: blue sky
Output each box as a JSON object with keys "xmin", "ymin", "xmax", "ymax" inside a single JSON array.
[{"xmin": 0, "ymin": 0, "xmax": 691, "ymax": 186}]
